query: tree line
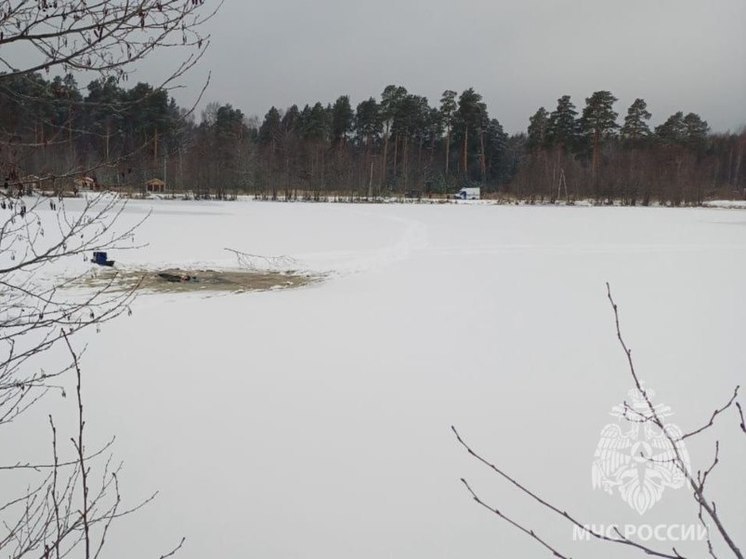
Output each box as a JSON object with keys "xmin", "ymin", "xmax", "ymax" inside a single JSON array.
[
  {"xmin": 518, "ymin": 93, "xmax": 743, "ymax": 205},
  {"xmin": 1, "ymin": 74, "xmax": 744, "ymax": 204}
]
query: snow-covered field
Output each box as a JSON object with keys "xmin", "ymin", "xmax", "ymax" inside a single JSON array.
[{"xmin": 5, "ymin": 200, "xmax": 746, "ymax": 559}]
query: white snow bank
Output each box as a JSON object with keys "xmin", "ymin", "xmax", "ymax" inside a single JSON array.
[{"xmin": 703, "ymin": 199, "xmax": 746, "ymax": 209}]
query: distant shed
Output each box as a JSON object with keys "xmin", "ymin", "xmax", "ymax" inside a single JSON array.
[
  {"xmin": 145, "ymin": 178, "xmax": 166, "ymax": 193},
  {"xmin": 75, "ymin": 176, "xmax": 97, "ymax": 190}
]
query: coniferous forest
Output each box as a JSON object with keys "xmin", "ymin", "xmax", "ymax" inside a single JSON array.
[{"xmin": 1, "ymin": 73, "xmax": 744, "ymax": 204}]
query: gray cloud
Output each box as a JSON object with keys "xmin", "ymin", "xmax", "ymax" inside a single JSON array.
[{"xmin": 135, "ymin": 0, "xmax": 746, "ymax": 133}]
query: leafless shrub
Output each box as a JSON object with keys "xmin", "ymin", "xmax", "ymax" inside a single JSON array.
[
  {"xmin": 225, "ymin": 247, "xmax": 299, "ymax": 272},
  {"xmin": 1, "ymin": 2, "xmax": 221, "ymax": 556}
]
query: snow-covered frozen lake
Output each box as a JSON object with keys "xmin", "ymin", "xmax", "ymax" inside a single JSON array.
[{"xmin": 8, "ymin": 200, "xmax": 746, "ymax": 559}]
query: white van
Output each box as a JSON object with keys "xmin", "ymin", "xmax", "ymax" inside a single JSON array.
[{"xmin": 456, "ymin": 187, "xmax": 480, "ymax": 200}]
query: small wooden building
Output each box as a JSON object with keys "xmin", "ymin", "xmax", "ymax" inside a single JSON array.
[
  {"xmin": 74, "ymin": 176, "xmax": 97, "ymax": 191},
  {"xmin": 145, "ymin": 178, "xmax": 166, "ymax": 193}
]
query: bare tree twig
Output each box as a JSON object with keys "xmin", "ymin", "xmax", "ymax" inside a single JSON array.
[
  {"xmin": 460, "ymin": 478, "xmax": 571, "ymax": 559},
  {"xmin": 62, "ymin": 330, "xmax": 90, "ymax": 559},
  {"xmin": 681, "ymin": 388, "xmax": 740, "ymax": 441},
  {"xmin": 736, "ymin": 402, "xmax": 745, "ymax": 436},
  {"xmin": 159, "ymin": 537, "xmax": 187, "ymax": 559},
  {"xmin": 452, "ymin": 426, "xmax": 683, "ymax": 559}
]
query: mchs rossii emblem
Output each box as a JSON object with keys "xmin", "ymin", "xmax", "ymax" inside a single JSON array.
[{"xmin": 592, "ymin": 386, "xmax": 690, "ymax": 515}]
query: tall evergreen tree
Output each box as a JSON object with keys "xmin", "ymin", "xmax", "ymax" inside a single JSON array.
[
  {"xmin": 379, "ymin": 85, "xmax": 408, "ymax": 187},
  {"xmin": 277, "ymin": 104, "xmax": 302, "ymax": 190},
  {"xmin": 258, "ymin": 107, "xmax": 282, "ymax": 145},
  {"xmin": 456, "ymin": 88, "xmax": 487, "ymax": 180},
  {"xmin": 354, "ymin": 98, "xmax": 382, "ymax": 147},
  {"xmin": 578, "ymin": 90, "xmax": 619, "ymax": 177},
  {"xmin": 547, "ymin": 95, "xmax": 578, "ymax": 150},
  {"xmin": 50, "ymin": 74, "xmax": 82, "ymax": 133},
  {"xmin": 683, "ymin": 112, "xmax": 709, "ymax": 149},
  {"xmin": 331, "ymin": 95, "xmax": 354, "ymax": 146},
  {"xmin": 655, "ymin": 112, "xmax": 687, "ymax": 144},
  {"xmin": 301, "ymin": 102, "xmax": 330, "ymax": 191},
  {"xmin": 354, "ymin": 97, "xmax": 382, "ymax": 195},
  {"xmin": 424, "ymin": 106, "xmax": 444, "ymax": 168},
  {"xmin": 439, "ymin": 90, "xmax": 458, "ymax": 177},
  {"xmin": 620, "ymin": 98, "xmax": 652, "ymax": 144},
  {"xmin": 280, "ymin": 104, "xmax": 301, "ymax": 132},
  {"xmin": 394, "ymin": 94, "xmax": 432, "ymax": 188},
  {"xmin": 486, "ymin": 118, "xmax": 509, "ymax": 184},
  {"xmin": 213, "ymin": 104, "xmax": 249, "ymax": 192},
  {"xmin": 302, "ymin": 102, "xmax": 330, "ymax": 142},
  {"xmin": 83, "ymin": 77, "xmax": 125, "ymax": 164},
  {"xmin": 121, "ymin": 82, "xmax": 171, "ymax": 165},
  {"xmin": 527, "ymin": 107, "xmax": 549, "ymax": 150}
]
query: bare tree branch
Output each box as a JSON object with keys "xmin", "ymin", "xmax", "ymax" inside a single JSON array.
[
  {"xmin": 62, "ymin": 329, "xmax": 90, "ymax": 559},
  {"xmin": 460, "ymin": 478, "xmax": 571, "ymax": 559},
  {"xmin": 736, "ymin": 402, "xmax": 745, "ymax": 436},
  {"xmin": 606, "ymin": 283, "xmax": 743, "ymax": 559},
  {"xmin": 680, "ymin": 388, "xmax": 740, "ymax": 441},
  {"xmin": 158, "ymin": 536, "xmax": 186, "ymax": 559},
  {"xmin": 452, "ymin": 426, "xmax": 684, "ymax": 559}
]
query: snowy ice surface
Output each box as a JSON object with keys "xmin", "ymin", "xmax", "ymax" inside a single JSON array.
[{"xmin": 2, "ymin": 199, "xmax": 746, "ymax": 559}]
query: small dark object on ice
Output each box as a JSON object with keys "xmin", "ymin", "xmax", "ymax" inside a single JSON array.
[
  {"xmin": 91, "ymin": 251, "xmax": 115, "ymax": 266},
  {"xmin": 158, "ymin": 272, "xmax": 197, "ymax": 283}
]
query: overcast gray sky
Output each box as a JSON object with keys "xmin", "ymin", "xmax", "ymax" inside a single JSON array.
[{"xmin": 136, "ymin": 0, "xmax": 745, "ymax": 133}]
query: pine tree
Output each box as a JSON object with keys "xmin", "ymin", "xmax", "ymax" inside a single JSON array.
[
  {"xmin": 354, "ymin": 98, "xmax": 382, "ymax": 196},
  {"xmin": 354, "ymin": 98, "xmax": 382, "ymax": 147},
  {"xmin": 527, "ymin": 107, "xmax": 549, "ymax": 150},
  {"xmin": 281, "ymin": 105, "xmax": 301, "ymax": 133},
  {"xmin": 456, "ymin": 88, "xmax": 487, "ymax": 181},
  {"xmin": 277, "ymin": 105, "xmax": 301, "ymax": 193},
  {"xmin": 655, "ymin": 112, "xmax": 687, "ymax": 144},
  {"xmin": 302, "ymin": 102, "xmax": 331, "ymax": 192},
  {"xmin": 84, "ymin": 77, "xmax": 125, "ymax": 165},
  {"xmin": 395, "ymin": 94, "xmax": 432, "ymax": 188},
  {"xmin": 258, "ymin": 107, "xmax": 282, "ymax": 145},
  {"xmin": 331, "ymin": 95, "xmax": 354, "ymax": 146},
  {"xmin": 486, "ymin": 118, "xmax": 509, "ymax": 184},
  {"xmin": 302, "ymin": 102, "xmax": 330, "ymax": 142},
  {"xmin": 620, "ymin": 98, "xmax": 652, "ymax": 144},
  {"xmin": 683, "ymin": 112, "xmax": 709, "ymax": 149},
  {"xmin": 379, "ymin": 85, "xmax": 408, "ymax": 189},
  {"xmin": 439, "ymin": 90, "xmax": 458, "ymax": 177},
  {"xmin": 547, "ymin": 95, "xmax": 578, "ymax": 150},
  {"xmin": 214, "ymin": 104, "xmax": 248, "ymax": 192},
  {"xmin": 579, "ymin": 90, "xmax": 619, "ymax": 177}
]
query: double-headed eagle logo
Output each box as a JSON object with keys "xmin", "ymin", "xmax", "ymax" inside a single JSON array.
[{"xmin": 592, "ymin": 386, "xmax": 690, "ymax": 515}]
